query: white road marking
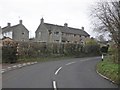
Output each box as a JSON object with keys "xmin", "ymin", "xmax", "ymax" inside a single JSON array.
[
  {"xmin": 27, "ymin": 62, "xmax": 31, "ymax": 65},
  {"xmin": 1, "ymin": 61, "xmax": 38, "ymax": 74},
  {"xmin": 7, "ymin": 67, "xmax": 12, "ymax": 70},
  {"xmin": 30, "ymin": 62, "xmax": 34, "ymax": 64},
  {"xmin": 55, "ymin": 67, "xmax": 62, "ymax": 75},
  {"xmin": 96, "ymin": 70, "xmax": 116, "ymax": 84},
  {"xmin": 53, "ymin": 81, "xmax": 57, "ymax": 90},
  {"xmin": 7, "ymin": 67, "xmax": 11, "ymax": 69},
  {"xmin": 17, "ymin": 64, "xmax": 22, "ymax": 68},
  {"xmin": 22, "ymin": 63, "xmax": 26, "ymax": 66},
  {"xmin": 1, "ymin": 70, "xmax": 5, "ymax": 73},
  {"xmin": 66, "ymin": 62, "xmax": 75, "ymax": 65},
  {"xmin": 12, "ymin": 65, "xmax": 17, "ymax": 68},
  {"xmin": 34, "ymin": 61, "xmax": 38, "ymax": 64}
]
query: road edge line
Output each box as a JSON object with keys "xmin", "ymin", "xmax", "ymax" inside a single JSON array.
[
  {"xmin": 96, "ymin": 70, "xmax": 116, "ymax": 84},
  {"xmin": 1, "ymin": 61, "xmax": 38, "ymax": 74}
]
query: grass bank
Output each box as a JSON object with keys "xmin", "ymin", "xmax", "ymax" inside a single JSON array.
[
  {"xmin": 17, "ymin": 56, "xmax": 73, "ymax": 63},
  {"xmin": 96, "ymin": 56, "xmax": 120, "ymax": 84},
  {"xmin": 17, "ymin": 53, "xmax": 100, "ymax": 63}
]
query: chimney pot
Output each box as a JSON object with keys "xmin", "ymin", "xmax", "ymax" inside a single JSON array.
[
  {"xmin": 41, "ymin": 18, "xmax": 44, "ymax": 24},
  {"xmin": 81, "ymin": 27, "xmax": 84, "ymax": 30},
  {"xmin": 64, "ymin": 23, "xmax": 68, "ymax": 27},
  {"xmin": 7, "ymin": 23, "xmax": 11, "ymax": 27},
  {"xmin": 19, "ymin": 20, "xmax": 22, "ymax": 24}
]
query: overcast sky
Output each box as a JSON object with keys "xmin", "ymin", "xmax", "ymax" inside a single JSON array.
[{"xmin": 0, "ymin": 0, "xmax": 98, "ymax": 38}]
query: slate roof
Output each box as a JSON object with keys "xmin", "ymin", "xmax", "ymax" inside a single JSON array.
[
  {"xmin": 2, "ymin": 24, "xmax": 29, "ymax": 33},
  {"xmin": 44, "ymin": 23, "xmax": 90, "ymax": 36},
  {"xmin": 2, "ymin": 24, "xmax": 19, "ymax": 33}
]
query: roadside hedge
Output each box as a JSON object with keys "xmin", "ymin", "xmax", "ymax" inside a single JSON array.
[
  {"xmin": 2, "ymin": 38, "xmax": 18, "ymax": 63},
  {"xmin": 17, "ymin": 42, "xmax": 101, "ymax": 59},
  {"xmin": 2, "ymin": 45, "xmax": 17, "ymax": 63},
  {"xmin": 2, "ymin": 41, "xmax": 101, "ymax": 63}
]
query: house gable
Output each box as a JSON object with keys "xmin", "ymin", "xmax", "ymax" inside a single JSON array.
[
  {"xmin": 2, "ymin": 20, "xmax": 29, "ymax": 41},
  {"xmin": 35, "ymin": 21, "xmax": 49, "ymax": 42}
]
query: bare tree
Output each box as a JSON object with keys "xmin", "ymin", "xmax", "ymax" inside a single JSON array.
[
  {"xmin": 90, "ymin": 0, "xmax": 120, "ymax": 63},
  {"xmin": 96, "ymin": 34, "xmax": 106, "ymax": 42}
]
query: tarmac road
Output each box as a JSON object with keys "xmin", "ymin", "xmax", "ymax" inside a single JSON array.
[{"xmin": 2, "ymin": 57, "xmax": 118, "ymax": 88}]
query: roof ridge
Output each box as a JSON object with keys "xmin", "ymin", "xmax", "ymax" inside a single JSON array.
[
  {"xmin": 11, "ymin": 24, "xmax": 20, "ymax": 28},
  {"xmin": 2, "ymin": 24, "xmax": 20, "ymax": 29},
  {"xmin": 44, "ymin": 22, "xmax": 83, "ymax": 30},
  {"xmin": 69, "ymin": 27, "xmax": 82, "ymax": 30},
  {"xmin": 44, "ymin": 22, "xmax": 89, "ymax": 36},
  {"xmin": 44, "ymin": 23, "xmax": 63, "ymax": 27}
]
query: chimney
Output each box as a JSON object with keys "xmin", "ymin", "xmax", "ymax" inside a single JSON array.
[
  {"xmin": 81, "ymin": 27, "xmax": 84, "ymax": 30},
  {"xmin": 19, "ymin": 20, "xmax": 22, "ymax": 24},
  {"xmin": 41, "ymin": 18, "xmax": 44, "ymax": 24},
  {"xmin": 64, "ymin": 23, "xmax": 68, "ymax": 27},
  {"xmin": 7, "ymin": 23, "xmax": 11, "ymax": 27}
]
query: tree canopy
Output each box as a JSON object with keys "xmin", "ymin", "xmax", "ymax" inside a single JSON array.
[
  {"xmin": 91, "ymin": 0, "xmax": 120, "ymax": 45},
  {"xmin": 90, "ymin": 0, "xmax": 120, "ymax": 63}
]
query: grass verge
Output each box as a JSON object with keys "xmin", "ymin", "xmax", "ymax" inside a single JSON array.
[
  {"xmin": 17, "ymin": 54, "xmax": 100, "ymax": 63},
  {"xmin": 96, "ymin": 56, "xmax": 120, "ymax": 84},
  {"xmin": 17, "ymin": 56, "xmax": 74, "ymax": 63}
]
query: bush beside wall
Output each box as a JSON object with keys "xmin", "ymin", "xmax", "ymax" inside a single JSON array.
[
  {"xmin": 2, "ymin": 41, "xmax": 18, "ymax": 63},
  {"xmin": 2, "ymin": 41, "xmax": 101, "ymax": 63},
  {"xmin": 17, "ymin": 42, "xmax": 101, "ymax": 59}
]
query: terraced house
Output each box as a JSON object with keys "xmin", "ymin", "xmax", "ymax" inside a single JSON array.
[
  {"xmin": 2, "ymin": 20, "xmax": 29, "ymax": 42},
  {"xmin": 35, "ymin": 18, "xmax": 90, "ymax": 44}
]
